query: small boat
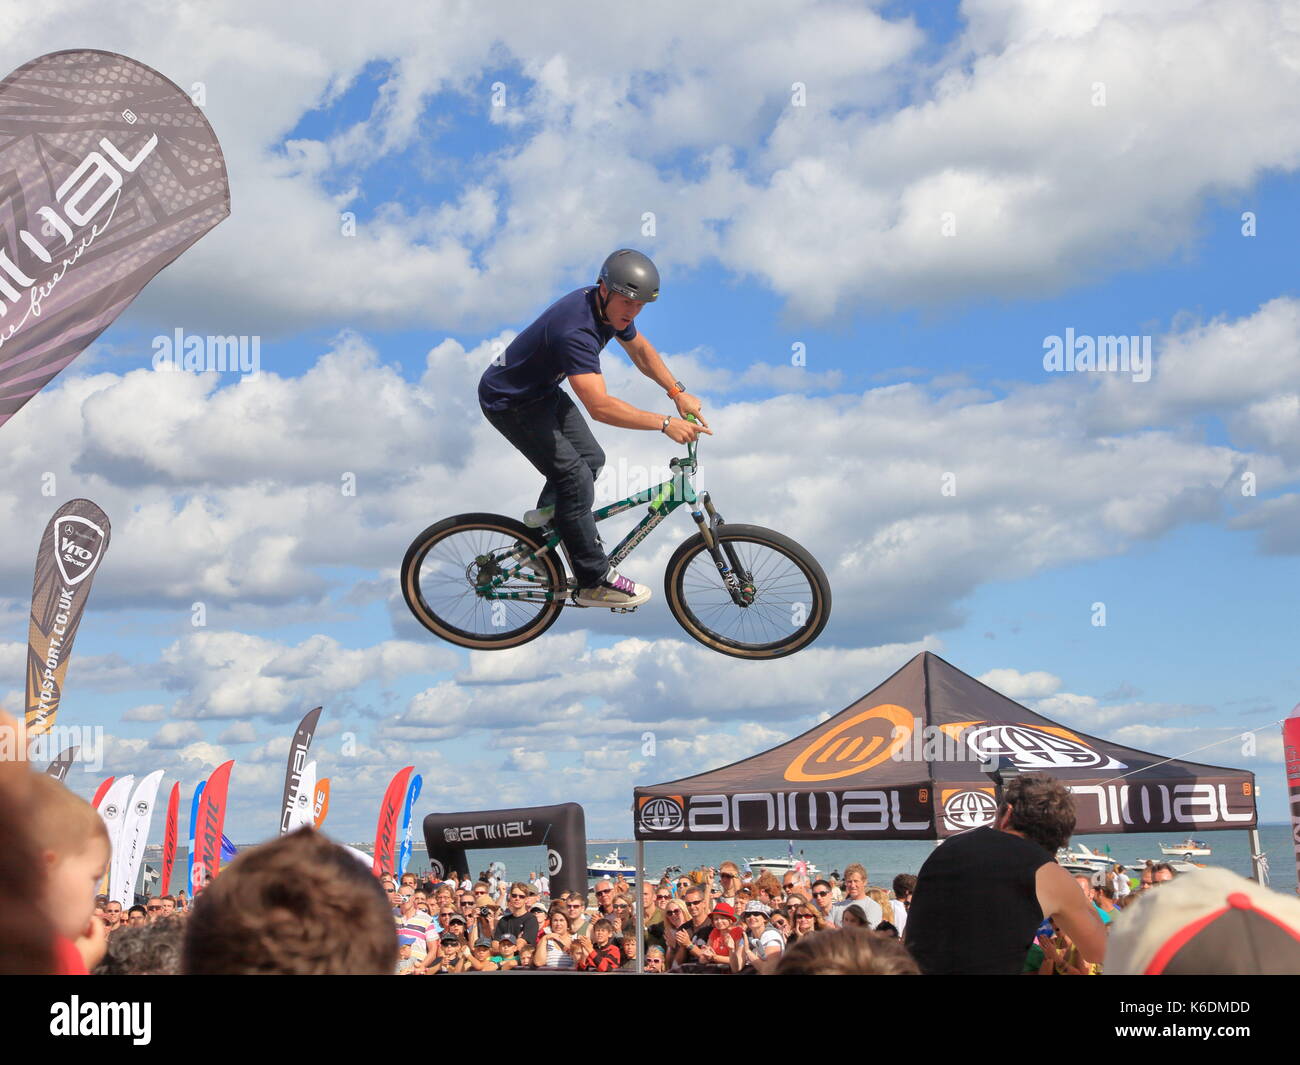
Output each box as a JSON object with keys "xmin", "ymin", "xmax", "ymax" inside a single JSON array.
[
  {"xmin": 745, "ymin": 855, "xmax": 821, "ymax": 879},
  {"xmin": 1056, "ymin": 843, "xmax": 1116, "ymax": 876},
  {"xmin": 587, "ymin": 850, "xmax": 637, "ymax": 881},
  {"xmin": 1160, "ymin": 839, "xmax": 1211, "ymax": 859}
]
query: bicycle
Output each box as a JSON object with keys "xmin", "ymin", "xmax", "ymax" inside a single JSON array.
[{"xmin": 400, "ymin": 415, "xmax": 831, "ymax": 660}]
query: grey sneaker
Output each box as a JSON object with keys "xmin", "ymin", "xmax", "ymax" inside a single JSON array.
[
  {"xmin": 523, "ymin": 505, "xmax": 556, "ymax": 528},
  {"xmin": 574, "ymin": 570, "xmax": 651, "ymax": 608}
]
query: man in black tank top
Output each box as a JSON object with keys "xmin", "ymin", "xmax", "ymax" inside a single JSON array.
[{"xmin": 904, "ymin": 774, "xmax": 1107, "ymax": 975}]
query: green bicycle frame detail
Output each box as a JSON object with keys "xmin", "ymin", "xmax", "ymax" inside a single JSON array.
[{"xmin": 477, "ymin": 442, "xmax": 700, "ymax": 602}]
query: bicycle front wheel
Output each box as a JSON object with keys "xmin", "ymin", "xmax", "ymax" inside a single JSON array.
[
  {"xmin": 664, "ymin": 524, "xmax": 831, "ymax": 660},
  {"xmin": 401, "ymin": 513, "xmax": 566, "ymax": 650}
]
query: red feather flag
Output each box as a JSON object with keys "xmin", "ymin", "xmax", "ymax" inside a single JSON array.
[
  {"xmin": 160, "ymin": 781, "xmax": 180, "ymax": 895},
  {"xmin": 192, "ymin": 761, "xmax": 234, "ymax": 893},
  {"xmin": 373, "ymin": 766, "xmax": 414, "ymax": 877}
]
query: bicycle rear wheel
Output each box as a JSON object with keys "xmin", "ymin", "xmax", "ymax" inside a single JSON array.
[
  {"xmin": 401, "ymin": 513, "xmax": 565, "ymax": 650},
  {"xmin": 664, "ymin": 524, "xmax": 831, "ymax": 660}
]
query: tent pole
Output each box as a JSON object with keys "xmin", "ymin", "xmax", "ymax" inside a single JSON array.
[
  {"xmin": 1248, "ymin": 827, "xmax": 1263, "ymax": 884},
  {"xmin": 635, "ymin": 839, "xmax": 645, "ymax": 974}
]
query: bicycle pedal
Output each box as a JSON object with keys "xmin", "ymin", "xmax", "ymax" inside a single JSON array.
[{"xmin": 611, "ymin": 606, "xmax": 638, "ymax": 614}]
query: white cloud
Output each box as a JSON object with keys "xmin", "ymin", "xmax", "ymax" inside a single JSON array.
[
  {"xmin": 2, "ymin": 1, "xmax": 1293, "ymax": 334},
  {"xmin": 122, "ymin": 704, "xmax": 167, "ymax": 722},
  {"xmin": 978, "ymin": 668, "xmax": 1061, "ymax": 699}
]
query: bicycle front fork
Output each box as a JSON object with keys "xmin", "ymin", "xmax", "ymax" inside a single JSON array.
[{"xmin": 690, "ymin": 492, "xmax": 755, "ymax": 606}]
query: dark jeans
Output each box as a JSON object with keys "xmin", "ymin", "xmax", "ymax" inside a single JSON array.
[{"xmin": 481, "ymin": 389, "xmax": 609, "ymax": 587}]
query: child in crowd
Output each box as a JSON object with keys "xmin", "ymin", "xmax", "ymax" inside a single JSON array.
[
  {"xmin": 397, "ymin": 938, "xmax": 418, "ymax": 974},
  {"xmin": 28, "ymin": 773, "xmax": 111, "ymax": 974}
]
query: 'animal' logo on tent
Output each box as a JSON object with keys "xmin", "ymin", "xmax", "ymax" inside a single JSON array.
[
  {"xmin": 941, "ymin": 788, "xmax": 997, "ymax": 832},
  {"xmin": 784, "ymin": 703, "xmax": 914, "ymax": 782},
  {"xmin": 638, "ymin": 796, "xmax": 685, "ymax": 832},
  {"xmin": 941, "ymin": 722, "xmax": 1126, "ymax": 771}
]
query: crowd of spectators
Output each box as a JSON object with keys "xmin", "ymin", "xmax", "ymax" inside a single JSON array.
[{"xmin": 2, "ymin": 720, "xmax": 1297, "ymax": 977}]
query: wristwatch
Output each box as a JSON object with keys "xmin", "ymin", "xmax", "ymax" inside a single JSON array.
[
  {"xmin": 667, "ymin": 380, "xmax": 686, "ymax": 397},
  {"xmin": 660, "ymin": 415, "xmax": 671, "ymax": 433}
]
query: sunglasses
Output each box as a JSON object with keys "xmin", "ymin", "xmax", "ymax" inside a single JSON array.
[
  {"xmin": 720, "ymin": 872, "xmax": 737, "ymax": 880},
  {"xmin": 509, "ymin": 893, "xmax": 527, "ymax": 899},
  {"xmin": 614, "ymin": 904, "xmax": 630, "ymax": 911},
  {"xmin": 147, "ymin": 906, "xmax": 161, "ymax": 912},
  {"xmin": 656, "ymin": 894, "xmax": 671, "ymax": 900},
  {"xmin": 812, "ymin": 890, "xmax": 829, "ymax": 898},
  {"xmin": 686, "ymin": 899, "xmax": 705, "ymax": 906},
  {"xmin": 595, "ymin": 889, "xmax": 612, "ymax": 896}
]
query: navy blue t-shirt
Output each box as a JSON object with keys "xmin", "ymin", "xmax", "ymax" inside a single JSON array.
[{"xmin": 478, "ymin": 286, "xmax": 637, "ymax": 411}]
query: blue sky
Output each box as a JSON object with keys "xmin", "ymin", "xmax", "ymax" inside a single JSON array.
[{"xmin": 2, "ymin": 0, "xmax": 1298, "ymax": 846}]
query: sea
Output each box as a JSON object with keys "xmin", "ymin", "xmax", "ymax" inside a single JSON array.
[{"xmin": 145, "ymin": 823, "xmax": 1297, "ymax": 897}]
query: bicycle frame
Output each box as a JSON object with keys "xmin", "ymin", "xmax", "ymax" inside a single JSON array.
[{"xmin": 478, "ymin": 431, "xmax": 742, "ymax": 604}]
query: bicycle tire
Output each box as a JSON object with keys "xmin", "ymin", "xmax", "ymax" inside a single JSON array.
[
  {"xmin": 664, "ymin": 524, "xmax": 831, "ymax": 659},
  {"xmin": 401, "ymin": 512, "xmax": 566, "ymax": 650}
]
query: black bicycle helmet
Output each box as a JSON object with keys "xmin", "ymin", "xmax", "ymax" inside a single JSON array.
[{"xmin": 598, "ymin": 249, "xmax": 659, "ymax": 302}]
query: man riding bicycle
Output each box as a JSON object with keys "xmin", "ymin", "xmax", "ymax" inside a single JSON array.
[{"xmin": 478, "ymin": 249, "xmax": 710, "ymax": 609}]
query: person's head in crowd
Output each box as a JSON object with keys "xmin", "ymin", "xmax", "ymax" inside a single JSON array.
[
  {"xmin": 840, "ymin": 900, "xmax": 874, "ymax": 929},
  {"xmin": 1106, "ymin": 866, "xmax": 1300, "ymax": 975},
  {"xmin": 27, "ymin": 772, "xmax": 110, "ymax": 943},
  {"xmin": 996, "ymin": 773, "xmax": 1075, "ymax": 853},
  {"xmin": 594, "ymin": 879, "xmax": 615, "ymax": 911},
  {"xmin": 621, "ymin": 932, "xmax": 638, "ymax": 964},
  {"xmin": 440, "ymin": 931, "xmax": 460, "ymax": 957},
  {"xmin": 645, "ymin": 945, "xmax": 666, "ymax": 972},
  {"xmin": 160, "ymin": 895, "xmax": 176, "ymax": 916},
  {"xmin": 683, "ymin": 886, "xmax": 710, "ymax": 928},
  {"xmin": 772, "ymin": 927, "xmax": 921, "ymax": 975},
  {"xmin": 473, "ymin": 880, "xmax": 491, "ymax": 901},
  {"xmin": 893, "ymin": 873, "xmax": 917, "ymax": 907},
  {"xmin": 127, "ymin": 905, "xmax": 147, "ymax": 927},
  {"xmin": 842, "ymin": 863, "xmax": 868, "ymax": 901},
  {"xmin": 400, "ymin": 872, "xmax": 416, "ymax": 888},
  {"xmin": 876, "ymin": 921, "xmax": 899, "ymax": 938},
  {"xmin": 792, "ymin": 904, "xmax": 825, "ymax": 938},
  {"xmin": 182, "ymin": 828, "xmax": 396, "ymax": 975},
  {"xmin": 719, "ymin": 861, "xmax": 742, "ymax": 894},
  {"xmin": 611, "ymin": 896, "xmax": 632, "ymax": 928},
  {"xmin": 506, "ymin": 881, "xmax": 531, "ymax": 916},
  {"xmin": 0, "ymin": 738, "xmax": 56, "ymax": 974},
  {"xmin": 146, "ymin": 898, "xmax": 164, "ymax": 921},
  {"xmin": 445, "ymin": 913, "xmax": 468, "ymax": 941},
  {"xmin": 547, "ymin": 907, "xmax": 571, "ymax": 937},
  {"xmin": 499, "ymin": 933, "xmax": 520, "ymax": 963},
  {"xmin": 676, "ymin": 874, "xmax": 691, "ymax": 896},
  {"xmin": 383, "ymin": 881, "xmax": 400, "ymax": 908},
  {"xmin": 398, "ymin": 941, "xmax": 413, "ymax": 967},
  {"xmin": 743, "ymin": 900, "xmax": 773, "ymax": 938},
  {"xmin": 1074, "ymin": 874, "xmax": 1097, "ymax": 903},
  {"xmin": 755, "ymin": 872, "xmax": 782, "ymax": 905},
  {"xmin": 103, "ymin": 900, "xmax": 123, "ymax": 929},
  {"xmin": 1153, "ymin": 863, "xmax": 1176, "ymax": 884},
  {"xmin": 866, "ymin": 887, "xmax": 891, "ymax": 918},
  {"xmin": 434, "ymin": 884, "xmax": 454, "ymax": 910},
  {"xmin": 642, "ymin": 879, "xmax": 660, "ymax": 911},
  {"xmin": 711, "ymin": 901, "xmax": 736, "ymax": 937},
  {"xmin": 397, "ymin": 885, "xmax": 417, "ymax": 916},
  {"xmin": 811, "ymin": 878, "xmax": 835, "ymax": 915},
  {"xmin": 663, "ymin": 897, "xmax": 689, "ymax": 934},
  {"xmin": 94, "ymin": 916, "xmax": 184, "ymax": 975},
  {"xmin": 590, "ymin": 918, "xmax": 616, "ymax": 952},
  {"xmin": 771, "ymin": 909, "xmax": 792, "ymax": 938},
  {"xmin": 471, "ymin": 937, "xmax": 493, "ymax": 963},
  {"xmin": 565, "ymin": 894, "xmax": 587, "ymax": 925}
]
